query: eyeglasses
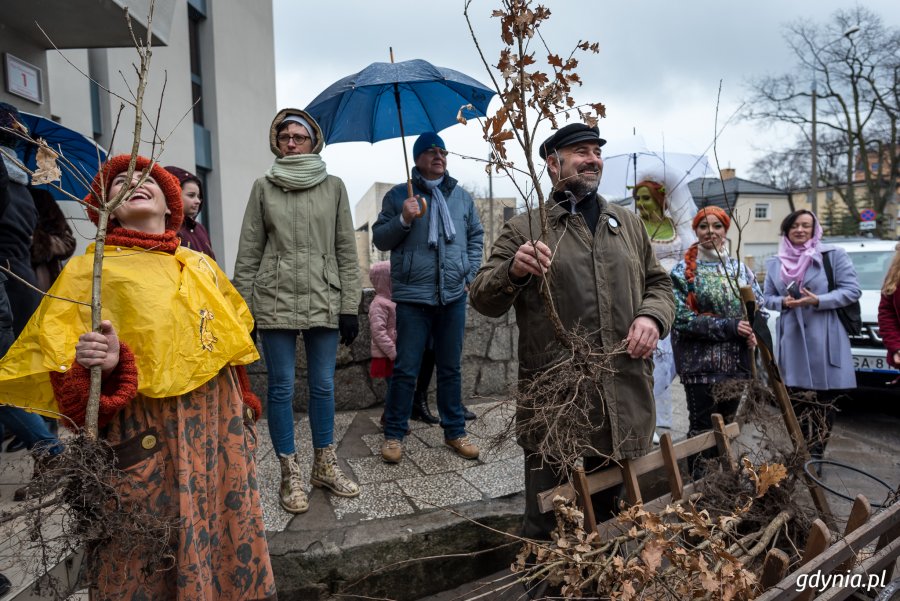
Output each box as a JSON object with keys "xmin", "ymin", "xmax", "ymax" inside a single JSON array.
[
  {"xmin": 277, "ymin": 134, "xmax": 311, "ymax": 145},
  {"xmin": 422, "ymin": 147, "xmax": 448, "ymax": 157}
]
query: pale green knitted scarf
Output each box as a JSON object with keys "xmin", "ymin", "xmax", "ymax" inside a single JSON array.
[{"xmin": 265, "ymin": 154, "xmax": 327, "ymax": 190}]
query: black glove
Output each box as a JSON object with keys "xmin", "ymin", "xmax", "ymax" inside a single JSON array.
[{"xmin": 338, "ymin": 314, "xmax": 359, "ymax": 347}]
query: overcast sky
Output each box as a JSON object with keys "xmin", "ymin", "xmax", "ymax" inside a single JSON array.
[{"xmin": 273, "ymin": 1, "xmax": 900, "ymax": 218}]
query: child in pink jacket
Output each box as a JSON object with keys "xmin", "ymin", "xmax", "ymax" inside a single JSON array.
[{"xmin": 369, "ymin": 261, "xmax": 396, "ymax": 387}]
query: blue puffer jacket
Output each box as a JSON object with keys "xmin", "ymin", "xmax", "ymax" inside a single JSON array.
[{"xmin": 372, "ymin": 168, "xmax": 483, "ymax": 306}]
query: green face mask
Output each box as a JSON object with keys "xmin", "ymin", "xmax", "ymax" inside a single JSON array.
[{"xmin": 635, "ymin": 187, "xmax": 660, "ymax": 219}]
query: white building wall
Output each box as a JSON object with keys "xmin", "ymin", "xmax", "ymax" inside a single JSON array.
[
  {"xmin": 45, "ymin": 51, "xmax": 97, "ymax": 256},
  {"xmin": 201, "ymin": 0, "xmax": 276, "ymax": 275},
  {"xmin": 725, "ymin": 194, "xmax": 791, "ymax": 266},
  {"xmin": 0, "ymin": 28, "xmax": 49, "ymax": 110},
  {"xmin": 97, "ymin": 27, "xmax": 196, "ymax": 173},
  {"xmin": 46, "ymin": 51, "xmax": 92, "ymax": 134},
  {"xmin": 354, "ymin": 182, "xmax": 395, "ymax": 230}
]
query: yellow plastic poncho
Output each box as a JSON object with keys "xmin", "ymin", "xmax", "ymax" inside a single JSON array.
[{"xmin": 0, "ymin": 244, "xmax": 259, "ymax": 415}]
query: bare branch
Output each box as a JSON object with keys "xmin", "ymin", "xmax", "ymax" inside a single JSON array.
[
  {"xmin": 0, "ymin": 263, "xmax": 91, "ymax": 308},
  {"xmin": 34, "ymin": 21, "xmax": 136, "ymax": 107}
]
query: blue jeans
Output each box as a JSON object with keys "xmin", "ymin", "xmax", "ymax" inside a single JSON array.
[
  {"xmin": 259, "ymin": 328, "xmax": 339, "ymax": 455},
  {"xmin": 0, "ymin": 406, "xmax": 63, "ymax": 457},
  {"xmin": 384, "ymin": 297, "xmax": 467, "ymax": 441}
]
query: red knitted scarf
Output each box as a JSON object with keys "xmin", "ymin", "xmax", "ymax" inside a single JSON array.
[{"xmin": 104, "ymin": 227, "xmax": 180, "ymax": 254}]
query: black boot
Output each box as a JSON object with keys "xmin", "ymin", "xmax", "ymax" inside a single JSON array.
[
  {"xmin": 411, "ymin": 392, "xmax": 440, "ymax": 424},
  {"xmin": 5, "ymin": 436, "xmax": 26, "ymax": 453},
  {"xmin": 462, "ymin": 404, "xmax": 476, "ymax": 421}
]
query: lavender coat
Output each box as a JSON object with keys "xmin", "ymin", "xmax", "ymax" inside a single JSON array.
[{"xmin": 763, "ymin": 245, "xmax": 861, "ymax": 390}]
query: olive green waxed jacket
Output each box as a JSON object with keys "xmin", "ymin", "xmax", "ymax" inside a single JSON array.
[
  {"xmin": 469, "ymin": 195, "xmax": 674, "ymax": 459},
  {"xmin": 233, "ymin": 174, "xmax": 360, "ymax": 330}
]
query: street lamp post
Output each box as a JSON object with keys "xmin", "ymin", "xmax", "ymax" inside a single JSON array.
[{"xmin": 810, "ymin": 25, "xmax": 860, "ymax": 218}]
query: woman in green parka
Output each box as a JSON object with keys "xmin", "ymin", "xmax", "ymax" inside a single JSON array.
[{"xmin": 233, "ymin": 108, "xmax": 361, "ymax": 514}]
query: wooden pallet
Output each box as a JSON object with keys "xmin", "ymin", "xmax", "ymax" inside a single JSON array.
[
  {"xmin": 536, "ymin": 413, "xmax": 900, "ymax": 599},
  {"xmin": 757, "ymin": 495, "xmax": 900, "ymax": 601},
  {"xmin": 537, "ymin": 413, "xmax": 738, "ymax": 534}
]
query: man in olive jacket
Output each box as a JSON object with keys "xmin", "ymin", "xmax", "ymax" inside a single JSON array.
[{"xmin": 469, "ymin": 123, "xmax": 675, "ymax": 539}]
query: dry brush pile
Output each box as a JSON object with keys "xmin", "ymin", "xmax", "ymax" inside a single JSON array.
[
  {"xmin": 512, "ymin": 460, "xmax": 799, "ymax": 600},
  {"xmin": 1, "ymin": 436, "xmax": 177, "ymax": 598}
]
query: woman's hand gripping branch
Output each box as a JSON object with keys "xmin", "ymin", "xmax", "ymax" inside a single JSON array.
[{"xmin": 75, "ymin": 320, "xmax": 120, "ymax": 377}]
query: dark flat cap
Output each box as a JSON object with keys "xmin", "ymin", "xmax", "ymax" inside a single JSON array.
[{"xmin": 539, "ymin": 123, "xmax": 607, "ymax": 159}]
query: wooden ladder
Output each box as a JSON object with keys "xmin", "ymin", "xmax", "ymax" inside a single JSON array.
[{"xmin": 536, "ymin": 413, "xmax": 739, "ymax": 534}]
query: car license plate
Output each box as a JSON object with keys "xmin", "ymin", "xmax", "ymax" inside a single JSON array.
[{"xmin": 853, "ymin": 354, "xmax": 899, "ymax": 373}]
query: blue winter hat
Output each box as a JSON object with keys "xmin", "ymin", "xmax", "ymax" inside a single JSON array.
[{"xmin": 413, "ymin": 132, "xmax": 446, "ymax": 160}]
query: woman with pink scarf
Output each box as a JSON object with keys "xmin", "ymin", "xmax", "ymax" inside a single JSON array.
[{"xmin": 763, "ymin": 210, "xmax": 860, "ymax": 464}]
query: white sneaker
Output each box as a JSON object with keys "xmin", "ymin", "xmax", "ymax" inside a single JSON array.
[{"xmin": 652, "ymin": 431, "xmax": 661, "ymax": 445}]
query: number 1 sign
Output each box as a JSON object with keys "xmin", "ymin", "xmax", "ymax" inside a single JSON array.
[{"xmin": 4, "ymin": 53, "xmax": 43, "ymax": 105}]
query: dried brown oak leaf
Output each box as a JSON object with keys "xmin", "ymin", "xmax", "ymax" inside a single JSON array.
[
  {"xmin": 32, "ymin": 141, "xmax": 62, "ymax": 185},
  {"xmin": 741, "ymin": 457, "xmax": 788, "ymax": 498}
]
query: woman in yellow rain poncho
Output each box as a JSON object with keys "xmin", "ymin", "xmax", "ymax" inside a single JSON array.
[{"xmin": 0, "ymin": 155, "xmax": 276, "ymax": 600}]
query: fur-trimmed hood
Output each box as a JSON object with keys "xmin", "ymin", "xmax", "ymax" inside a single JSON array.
[{"xmin": 269, "ymin": 108, "xmax": 325, "ymax": 157}]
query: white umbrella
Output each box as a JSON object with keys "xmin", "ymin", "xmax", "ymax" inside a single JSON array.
[
  {"xmin": 598, "ymin": 134, "xmax": 717, "ymax": 244},
  {"xmin": 599, "ymin": 135, "xmax": 717, "ymax": 200}
]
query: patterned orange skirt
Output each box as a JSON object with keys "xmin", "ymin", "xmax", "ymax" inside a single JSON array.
[{"xmin": 89, "ymin": 368, "xmax": 276, "ymax": 600}]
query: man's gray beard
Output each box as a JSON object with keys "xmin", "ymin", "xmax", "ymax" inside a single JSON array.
[
  {"xmin": 564, "ymin": 174, "xmax": 599, "ymax": 200},
  {"xmin": 556, "ymin": 157, "xmax": 600, "ymax": 199}
]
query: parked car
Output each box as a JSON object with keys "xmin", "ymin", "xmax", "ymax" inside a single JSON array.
[{"xmin": 767, "ymin": 238, "xmax": 899, "ymax": 393}]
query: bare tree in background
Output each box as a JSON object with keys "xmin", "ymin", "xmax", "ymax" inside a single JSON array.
[
  {"xmin": 745, "ymin": 6, "xmax": 900, "ymax": 236},
  {"xmin": 748, "ymin": 142, "xmax": 809, "ymax": 200}
]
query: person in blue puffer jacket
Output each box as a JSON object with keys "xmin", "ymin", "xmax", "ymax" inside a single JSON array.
[{"xmin": 372, "ymin": 132, "xmax": 484, "ymax": 464}]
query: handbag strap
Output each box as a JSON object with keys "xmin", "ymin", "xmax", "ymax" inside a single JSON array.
[{"xmin": 822, "ymin": 250, "xmax": 836, "ymax": 292}]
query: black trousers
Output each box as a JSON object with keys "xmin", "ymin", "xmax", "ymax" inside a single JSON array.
[
  {"xmin": 415, "ymin": 346, "xmax": 435, "ymax": 396},
  {"xmin": 684, "ymin": 382, "xmax": 740, "ymax": 438},
  {"xmin": 684, "ymin": 382, "xmax": 740, "ymax": 478},
  {"xmin": 522, "ymin": 452, "xmax": 623, "ymax": 540}
]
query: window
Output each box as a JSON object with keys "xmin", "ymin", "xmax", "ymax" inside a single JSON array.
[
  {"xmin": 188, "ymin": 5, "xmax": 205, "ymax": 125},
  {"xmin": 848, "ymin": 251, "xmax": 895, "ymax": 291},
  {"xmin": 196, "ymin": 167, "xmax": 210, "ymax": 226},
  {"xmin": 90, "ymin": 79, "xmax": 102, "ymax": 137},
  {"xmin": 754, "ymin": 203, "xmax": 770, "ymax": 220}
]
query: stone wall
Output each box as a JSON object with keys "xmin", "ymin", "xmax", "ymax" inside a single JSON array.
[{"xmin": 246, "ymin": 289, "xmax": 519, "ymax": 411}]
